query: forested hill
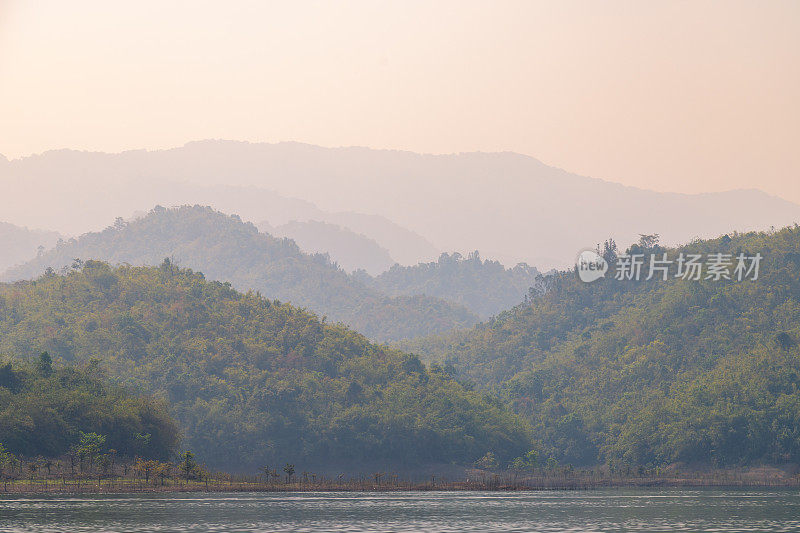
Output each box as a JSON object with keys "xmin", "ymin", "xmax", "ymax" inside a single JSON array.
[
  {"xmin": 0, "ymin": 355, "xmax": 179, "ymax": 459},
  {"xmin": 357, "ymin": 252, "xmax": 541, "ymax": 318},
  {"xmin": 2, "ymin": 206, "xmax": 477, "ymax": 342},
  {"xmin": 0, "ymin": 262, "xmax": 531, "ymax": 471},
  {"xmin": 426, "ymin": 227, "xmax": 800, "ymax": 468}
]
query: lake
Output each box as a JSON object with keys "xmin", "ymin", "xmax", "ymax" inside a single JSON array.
[{"xmin": 1, "ymin": 489, "xmax": 799, "ymax": 532}]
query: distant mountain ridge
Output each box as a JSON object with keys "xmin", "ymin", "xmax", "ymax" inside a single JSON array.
[
  {"xmin": 3, "ymin": 141, "xmax": 798, "ymax": 269},
  {"xmin": 0, "ymin": 150, "xmax": 440, "ymax": 268},
  {"xmin": 260, "ymin": 219, "xmax": 396, "ymax": 275},
  {"xmin": 2, "ymin": 205, "xmax": 476, "ymax": 342},
  {"xmin": 359, "ymin": 251, "xmax": 541, "ymax": 318},
  {"xmin": 3, "ymin": 207, "xmax": 555, "ymax": 332},
  {"xmin": 0, "ymin": 221, "xmax": 61, "ymax": 273}
]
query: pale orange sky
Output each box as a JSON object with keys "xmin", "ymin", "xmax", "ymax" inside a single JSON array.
[{"xmin": 1, "ymin": 0, "xmax": 798, "ymax": 201}]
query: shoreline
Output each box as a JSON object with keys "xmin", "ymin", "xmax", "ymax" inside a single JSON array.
[{"xmin": 2, "ymin": 476, "xmax": 798, "ymax": 495}]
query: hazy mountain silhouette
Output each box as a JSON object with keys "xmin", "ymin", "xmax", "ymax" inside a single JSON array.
[
  {"xmin": 0, "ymin": 150, "xmax": 438, "ymax": 268},
  {"xmin": 358, "ymin": 251, "xmax": 541, "ymax": 318},
  {"xmin": 3, "ymin": 141, "xmax": 799, "ymax": 269},
  {"xmin": 0, "ymin": 221, "xmax": 61, "ymax": 273},
  {"xmin": 260, "ymin": 220, "xmax": 395, "ymax": 275},
  {"xmin": 312, "ymin": 211, "xmax": 439, "ymax": 266},
  {"xmin": 2, "ymin": 206, "xmax": 476, "ymax": 341}
]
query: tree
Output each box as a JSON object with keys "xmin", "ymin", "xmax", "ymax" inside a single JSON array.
[
  {"xmin": 179, "ymin": 451, "xmax": 197, "ymax": 481},
  {"xmin": 508, "ymin": 449, "xmax": 539, "ymax": 471},
  {"xmin": 475, "ymin": 451, "xmax": 498, "ymax": 470},
  {"xmin": 35, "ymin": 352, "xmax": 53, "ymax": 377},
  {"xmin": 283, "ymin": 463, "xmax": 295, "ymax": 482},
  {"xmin": 27, "ymin": 460, "xmax": 38, "ymax": 482},
  {"xmin": 0, "ymin": 362, "xmax": 19, "ymax": 390},
  {"xmin": 154, "ymin": 461, "xmax": 172, "ymax": 486},
  {"xmin": 134, "ymin": 458, "xmax": 160, "ymax": 485},
  {"xmin": 134, "ymin": 433, "xmax": 152, "ymax": 456},
  {"xmin": 75, "ymin": 432, "xmax": 106, "ymax": 471},
  {"xmin": 0, "ymin": 444, "xmax": 16, "ymax": 487},
  {"xmin": 402, "ymin": 354, "xmax": 424, "ymax": 374},
  {"xmin": 601, "ymin": 238, "xmax": 618, "ymax": 264},
  {"xmin": 196, "ymin": 465, "xmax": 211, "ymax": 490},
  {"xmin": 637, "ymin": 233, "xmax": 660, "ymax": 249},
  {"xmin": 98, "ymin": 454, "xmax": 113, "ymax": 478},
  {"xmin": 775, "ymin": 332, "xmax": 796, "ymax": 351}
]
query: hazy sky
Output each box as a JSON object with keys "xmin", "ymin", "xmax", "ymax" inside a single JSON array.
[{"xmin": 1, "ymin": 1, "xmax": 798, "ymax": 200}]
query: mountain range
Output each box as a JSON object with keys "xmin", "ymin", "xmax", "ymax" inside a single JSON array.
[
  {"xmin": 3, "ymin": 140, "xmax": 799, "ymax": 270},
  {"xmin": 1, "ymin": 206, "xmax": 477, "ymax": 342}
]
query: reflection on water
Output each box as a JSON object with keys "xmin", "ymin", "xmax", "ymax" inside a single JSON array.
[{"xmin": 1, "ymin": 489, "xmax": 799, "ymax": 532}]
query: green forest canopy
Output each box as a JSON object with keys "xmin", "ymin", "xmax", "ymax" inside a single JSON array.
[
  {"xmin": 0, "ymin": 261, "xmax": 531, "ymax": 470},
  {"xmin": 420, "ymin": 227, "xmax": 800, "ymax": 468},
  {"xmin": 0, "ymin": 354, "xmax": 179, "ymax": 460}
]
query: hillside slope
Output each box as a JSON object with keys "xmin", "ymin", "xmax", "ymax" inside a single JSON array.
[
  {"xmin": 0, "ymin": 261, "xmax": 530, "ymax": 471},
  {"xmin": 361, "ymin": 251, "xmax": 541, "ymax": 318},
  {"xmin": 428, "ymin": 228, "xmax": 800, "ymax": 468},
  {"xmin": 2, "ymin": 206, "xmax": 477, "ymax": 342}
]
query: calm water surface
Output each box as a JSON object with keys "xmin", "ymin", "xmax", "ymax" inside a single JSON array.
[{"xmin": 1, "ymin": 489, "xmax": 799, "ymax": 532}]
